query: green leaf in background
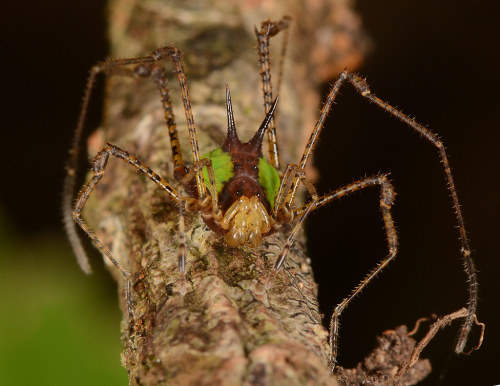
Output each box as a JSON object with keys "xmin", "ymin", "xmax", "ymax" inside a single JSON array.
[{"xmin": 0, "ymin": 211, "xmax": 127, "ymax": 385}]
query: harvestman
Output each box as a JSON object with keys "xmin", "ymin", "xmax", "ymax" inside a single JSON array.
[{"xmin": 63, "ymin": 17, "xmax": 479, "ymax": 369}]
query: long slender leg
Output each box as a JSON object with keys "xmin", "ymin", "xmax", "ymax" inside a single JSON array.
[
  {"xmin": 104, "ymin": 62, "xmax": 188, "ymax": 177},
  {"xmin": 289, "ymin": 174, "xmax": 398, "ymax": 369},
  {"xmin": 292, "ymin": 174, "xmax": 394, "ymax": 218},
  {"xmin": 63, "ymin": 56, "xmax": 169, "ymax": 273},
  {"xmin": 131, "ymin": 63, "xmax": 220, "ymax": 272},
  {"xmin": 138, "ymin": 62, "xmax": 221, "ymax": 205},
  {"xmin": 64, "ymin": 46, "xmax": 207, "ymax": 273},
  {"xmin": 73, "ymin": 143, "xmax": 180, "ymax": 280},
  {"xmin": 342, "ymin": 71, "xmax": 478, "ymax": 355},
  {"xmin": 150, "ymin": 46, "xmax": 207, "ymax": 199},
  {"xmin": 147, "ymin": 64, "xmax": 186, "ymax": 177},
  {"xmin": 255, "ymin": 16, "xmax": 291, "ymax": 170},
  {"xmin": 267, "ymin": 164, "xmax": 318, "ymax": 288},
  {"xmin": 284, "ymin": 69, "xmax": 477, "ymax": 355},
  {"xmin": 273, "ymin": 162, "xmax": 295, "ymax": 218},
  {"xmin": 63, "ymin": 61, "xmax": 111, "ymax": 274},
  {"xmin": 283, "ymin": 73, "xmax": 347, "ymax": 209}
]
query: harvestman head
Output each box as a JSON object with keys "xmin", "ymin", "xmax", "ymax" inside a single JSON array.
[{"xmin": 63, "ymin": 16, "xmax": 481, "ymax": 372}]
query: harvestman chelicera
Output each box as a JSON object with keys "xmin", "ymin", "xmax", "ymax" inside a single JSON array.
[{"xmin": 63, "ymin": 17, "xmax": 479, "ymax": 370}]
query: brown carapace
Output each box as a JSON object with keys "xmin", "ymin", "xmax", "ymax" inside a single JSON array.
[{"xmin": 198, "ymin": 89, "xmax": 279, "ymax": 249}]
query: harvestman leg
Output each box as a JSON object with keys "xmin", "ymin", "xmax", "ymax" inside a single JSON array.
[
  {"xmin": 72, "ymin": 144, "xmax": 179, "ymax": 283},
  {"xmin": 343, "ymin": 71, "xmax": 478, "ymax": 355},
  {"xmin": 64, "ymin": 46, "xmax": 219, "ymax": 275},
  {"xmin": 255, "ymin": 16, "xmax": 291, "ymax": 170},
  {"xmin": 266, "ymin": 163, "xmax": 319, "ymax": 287},
  {"xmin": 144, "ymin": 63, "xmax": 187, "ymax": 177},
  {"xmin": 293, "ymin": 174, "xmax": 397, "ymax": 369},
  {"xmin": 141, "ymin": 63, "xmax": 220, "ymax": 291},
  {"xmin": 72, "ymin": 145, "xmax": 219, "ymax": 294},
  {"xmin": 283, "ymin": 70, "xmax": 477, "ymax": 366},
  {"xmin": 63, "ymin": 54, "xmax": 190, "ymax": 273}
]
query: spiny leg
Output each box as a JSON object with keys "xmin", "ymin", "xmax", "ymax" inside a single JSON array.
[
  {"xmin": 180, "ymin": 158, "xmax": 220, "ymax": 218},
  {"xmin": 255, "ymin": 16, "xmax": 291, "ymax": 170},
  {"xmin": 73, "ymin": 143, "xmax": 184, "ymax": 297},
  {"xmin": 105, "ymin": 60, "xmax": 195, "ymax": 186},
  {"xmin": 104, "ymin": 62, "xmax": 188, "ymax": 178},
  {"xmin": 150, "ymin": 46, "xmax": 207, "ymax": 199},
  {"xmin": 142, "ymin": 63, "xmax": 187, "ymax": 178},
  {"xmin": 115, "ymin": 63, "xmax": 194, "ymax": 294},
  {"xmin": 160, "ymin": 156, "xmax": 220, "ymax": 296},
  {"xmin": 295, "ymin": 174, "xmax": 397, "ymax": 370},
  {"xmin": 342, "ymin": 71, "xmax": 478, "ymax": 354},
  {"xmin": 283, "ymin": 69, "xmax": 477, "ymax": 354},
  {"xmin": 267, "ymin": 164, "xmax": 318, "ymax": 288},
  {"xmin": 63, "ymin": 56, "xmax": 165, "ymax": 273},
  {"xmin": 273, "ymin": 160, "xmax": 299, "ymax": 220},
  {"xmin": 283, "ymin": 73, "xmax": 347, "ymax": 209},
  {"xmin": 136, "ymin": 62, "xmax": 221, "ymax": 208},
  {"xmin": 64, "ymin": 46, "xmax": 206, "ymax": 273},
  {"xmin": 130, "ymin": 63, "xmax": 220, "ymax": 281},
  {"xmin": 63, "ymin": 60, "xmax": 115, "ymax": 274}
]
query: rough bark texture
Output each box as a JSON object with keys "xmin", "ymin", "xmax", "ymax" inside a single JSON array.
[
  {"xmin": 335, "ymin": 326, "xmax": 431, "ymax": 385},
  {"xmin": 85, "ymin": 0, "xmax": 369, "ymax": 384}
]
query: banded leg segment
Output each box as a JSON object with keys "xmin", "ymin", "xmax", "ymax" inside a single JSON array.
[
  {"xmin": 73, "ymin": 143, "xmax": 181, "ymax": 277},
  {"xmin": 64, "ymin": 45, "xmax": 205, "ymax": 273},
  {"xmin": 151, "ymin": 46, "xmax": 207, "ymax": 199},
  {"xmin": 148, "ymin": 64, "xmax": 186, "ymax": 178},
  {"xmin": 255, "ymin": 17, "xmax": 291, "ymax": 170},
  {"xmin": 124, "ymin": 62, "xmax": 188, "ymax": 178}
]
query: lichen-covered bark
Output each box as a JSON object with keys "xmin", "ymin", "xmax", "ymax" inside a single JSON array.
[{"xmin": 85, "ymin": 0, "xmax": 368, "ymax": 384}]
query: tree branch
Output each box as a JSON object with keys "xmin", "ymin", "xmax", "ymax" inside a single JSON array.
[{"xmin": 83, "ymin": 0, "xmax": 369, "ymax": 384}]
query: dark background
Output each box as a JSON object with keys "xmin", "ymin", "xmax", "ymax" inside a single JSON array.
[{"xmin": 1, "ymin": 1, "xmax": 498, "ymax": 384}]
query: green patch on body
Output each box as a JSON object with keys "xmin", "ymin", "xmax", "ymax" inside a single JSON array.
[
  {"xmin": 201, "ymin": 148, "xmax": 280, "ymax": 209},
  {"xmin": 258, "ymin": 157, "xmax": 280, "ymax": 210},
  {"xmin": 201, "ymin": 147, "xmax": 234, "ymax": 194}
]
